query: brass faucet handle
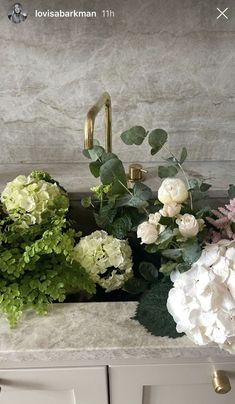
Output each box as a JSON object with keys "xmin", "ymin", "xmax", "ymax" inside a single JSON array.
[
  {"xmin": 128, "ymin": 164, "xmax": 148, "ymax": 183},
  {"xmin": 212, "ymin": 370, "xmax": 231, "ymax": 394}
]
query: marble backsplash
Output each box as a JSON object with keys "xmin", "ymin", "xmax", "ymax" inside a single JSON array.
[{"xmin": 0, "ymin": 0, "xmax": 234, "ymax": 164}]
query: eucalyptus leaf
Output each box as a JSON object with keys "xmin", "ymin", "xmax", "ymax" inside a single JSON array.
[
  {"xmin": 101, "ymin": 152, "xmax": 118, "ymax": 163},
  {"xmin": 158, "ymin": 165, "xmax": 178, "ymax": 178},
  {"xmin": 100, "ymin": 158, "xmax": 127, "ymax": 195},
  {"xmin": 188, "ymin": 178, "xmax": 199, "ymax": 190},
  {"xmin": 120, "ymin": 126, "xmax": 147, "ymax": 145},
  {"xmin": 200, "ymin": 182, "xmax": 212, "ymax": 192},
  {"xmin": 176, "ymin": 262, "xmax": 191, "ymax": 273},
  {"xmin": 165, "ymin": 156, "xmax": 178, "ymax": 166},
  {"xmin": 116, "ymin": 183, "xmax": 152, "ymax": 208},
  {"xmin": 159, "ymin": 261, "xmax": 177, "ymax": 275},
  {"xmin": 123, "ymin": 277, "xmax": 148, "ymax": 294},
  {"xmin": 111, "ymin": 214, "xmax": 132, "ymax": 239},
  {"xmin": 148, "ymin": 129, "xmax": 168, "ymax": 155},
  {"xmin": 181, "ymin": 239, "xmax": 201, "ymax": 265},
  {"xmin": 89, "ymin": 161, "xmax": 102, "ymax": 177},
  {"xmin": 228, "ymin": 184, "xmax": 235, "ymax": 199},
  {"xmin": 83, "ymin": 145, "xmax": 105, "ymax": 161},
  {"xmin": 157, "ymin": 228, "xmax": 173, "ymax": 249},
  {"xmin": 162, "ymin": 249, "xmax": 182, "ymax": 261},
  {"xmin": 179, "ymin": 147, "xmax": 187, "ymax": 164},
  {"xmin": 144, "ymin": 244, "xmax": 158, "ymax": 253},
  {"xmin": 139, "ymin": 261, "xmax": 158, "ymax": 282}
]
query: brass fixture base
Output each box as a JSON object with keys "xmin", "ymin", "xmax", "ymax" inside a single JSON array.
[
  {"xmin": 128, "ymin": 164, "xmax": 147, "ymax": 183},
  {"xmin": 212, "ymin": 370, "xmax": 231, "ymax": 394}
]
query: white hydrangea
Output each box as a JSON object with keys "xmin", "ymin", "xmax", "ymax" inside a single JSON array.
[
  {"xmin": 74, "ymin": 230, "xmax": 133, "ymax": 292},
  {"xmin": 167, "ymin": 240, "xmax": 235, "ymax": 353},
  {"xmin": 1, "ymin": 173, "xmax": 68, "ymax": 225}
]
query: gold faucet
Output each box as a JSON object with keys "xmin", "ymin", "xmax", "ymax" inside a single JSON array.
[{"xmin": 84, "ymin": 92, "xmax": 112, "ymax": 152}]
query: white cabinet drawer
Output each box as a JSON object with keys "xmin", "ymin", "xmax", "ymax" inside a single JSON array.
[
  {"xmin": 0, "ymin": 366, "xmax": 108, "ymax": 404},
  {"xmin": 109, "ymin": 362, "xmax": 235, "ymax": 404}
]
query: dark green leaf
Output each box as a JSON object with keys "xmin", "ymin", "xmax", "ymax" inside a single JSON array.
[
  {"xmin": 100, "ymin": 158, "xmax": 127, "ymax": 195},
  {"xmin": 101, "ymin": 152, "xmax": 118, "ymax": 163},
  {"xmin": 228, "ymin": 184, "xmax": 235, "ymax": 199},
  {"xmin": 231, "ymin": 222, "xmax": 235, "ymax": 233},
  {"xmin": 134, "ymin": 281, "xmax": 184, "ymax": 338},
  {"xmin": 162, "ymin": 249, "xmax": 182, "ymax": 261},
  {"xmin": 120, "ymin": 126, "xmax": 147, "ymax": 145},
  {"xmin": 81, "ymin": 197, "xmax": 92, "ymax": 208},
  {"xmin": 158, "ymin": 165, "xmax": 178, "ymax": 178},
  {"xmin": 111, "ymin": 214, "xmax": 132, "ymax": 239},
  {"xmin": 159, "ymin": 216, "xmax": 173, "ymax": 226},
  {"xmin": 83, "ymin": 145, "xmax": 105, "ymax": 161},
  {"xmin": 89, "ymin": 161, "xmax": 102, "ymax": 177},
  {"xmin": 200, "ymin": 182, "xmax": 212, "ymax": 192},
  {"xmin": 144, "ymin": 244, "xmax": 158, "ymax": 254},
  {"xmin": 139, "ymin": 261, "xmax": 158, "ymax": 281},
  {"xmin": 181, "ymin": 239, "xmax": 201, "ymax": 265},
  {"xmin": 95, "ymin": 205, "xmax": 117, "ymax": 228},
  {"xmin": 165, "ymin": 156, "xmax": 178, "ymax": 166},
  {"xmin": 176, "ymin": 262, "xmax": 191, "ymax": 273},
  {"xmin": 157, "ymin": 228, "xmax": 173, "ymax": 249},
  {"xmin": 148, "ymin": 129, "xmax": 168, "ymax": 155},
  {"xmin": 159, "ymin": 262, "xmax": 177, "ymax": 275},
  {"xmin": 123, "ymin": 278, "xmax": 148, "ymax": 294},
  {"xmin": 117, "ymin": 183, "xmax": 152, "ymax": 209},
  {"xmin": 188, "ymin": 179, "xmax": 199, "ymax": 190},
  {"xmin": 179, "ymin": 147, "xmax": 187, "ymax": 164}
]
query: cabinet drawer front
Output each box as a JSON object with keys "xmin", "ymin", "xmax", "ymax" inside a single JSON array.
[
  {"xmin": 109, "ymin": 362, "xmax": 235, "ymax": 404},
  {"xmin": 0, "ymin": 366, "xmax": 108, "ymax": 404}
]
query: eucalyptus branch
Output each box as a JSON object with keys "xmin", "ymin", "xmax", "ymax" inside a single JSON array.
[
  {"xmin": 117, "ymin": 179, "xmax": 133, "ymax": 196},
  {"xmin": 162, "ymin": 145, "xmax": 193, "ymax": 210}
]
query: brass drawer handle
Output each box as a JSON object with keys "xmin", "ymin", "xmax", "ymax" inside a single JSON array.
[{"xmin": 212, "ymin": 370, "xmax": 231, "ymax": 394}]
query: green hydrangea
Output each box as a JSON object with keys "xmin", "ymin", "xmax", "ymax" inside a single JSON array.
[
  {"xmin": 73, "ymin": 230, "xmax": 133, "ymax": 292},
  {"xmin": 1, "ymin": 172, "xmax": 69, "ymax": 226}
]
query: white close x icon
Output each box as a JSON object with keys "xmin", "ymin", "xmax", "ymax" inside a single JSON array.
[{"xmin": 216, "ymin": 7, "xmax": 229, "ymax": 19}]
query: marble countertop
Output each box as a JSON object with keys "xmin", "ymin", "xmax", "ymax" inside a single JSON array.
[{"xmin": 0, "ymin": 302, "xmax": 233, "ymax": 366}]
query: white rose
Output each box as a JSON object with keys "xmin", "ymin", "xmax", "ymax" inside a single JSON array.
[
  {"xmin": 176, "ymin": 214, "xmax": 201, "ymax": 238},
  {"xmin": 158, "ymin": 178, "xmax": 188, "ymax": 204},
  {"xmin": 148, "ymin": 212, "xmax": 161, "ymax": 225},
  {"xmin": 137, "ymin": 221, "xmax": 158, "ymax": 244},
  {"xmin": 160, "ymin": 202, "xmax": 181, "ymax": 217}
]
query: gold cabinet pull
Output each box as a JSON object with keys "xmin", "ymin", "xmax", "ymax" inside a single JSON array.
[{"xmin": 212, "ymin": 370, "xmax": 231, "ymax": 394}]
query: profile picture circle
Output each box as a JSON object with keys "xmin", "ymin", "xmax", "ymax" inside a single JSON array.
[{"xmin": 8, "ymin": 3, "xmax": 27, "ymax": 24}]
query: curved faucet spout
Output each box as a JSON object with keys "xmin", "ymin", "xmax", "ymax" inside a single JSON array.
[{"xmin": 84, "ymin": 92, "xmax": 112, "ymax": 153}]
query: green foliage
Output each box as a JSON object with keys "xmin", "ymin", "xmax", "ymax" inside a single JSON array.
[
  {"xmin": 123, "ymin": 277, "xmax": 148, "ymax": 294},
  {"xmin": 139, "ymin": 261, "xmax": 158, "ymax": 282},
  {"xmin": 181, "ymin": 238, "xmax": 202, "ymax": 265},
  {"xmin": 120, "ymin": 126, "xmax": 147, "ymax": 145},
  {"xmin": 158, "ymin": 165, "xmax": 178, "ymax": 178},
  {"xmin": 100, "ymin": 158, "xmax": 127, "ymax": 195},
  {"xmin": 228, "ymin": 184, "xmax": 235, "ymax": 199},
  {"xmin": 117, "ymin": 183, "xmax": 152, "ymax": 209},
  {"xmin": 159, "ymin": 262, "xmax": 177, "ymax": 275},
  {"xmin": 81, "ymin": 196, "xmax": 92, "ymax": 208},
  {"xmin": 179, "ymin": 147, "xmax": 188, "ymax": 164},
  {"xmin": 134, "ymin": 280, "xmax": 184, "ymax": 338},
  {"xmin": 0, "ymin": 209, "xmax": 95, "ymax": 327},
  {"xmin": 148, "ymin": 129, "xmax": 168, "ymax": 155}
]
